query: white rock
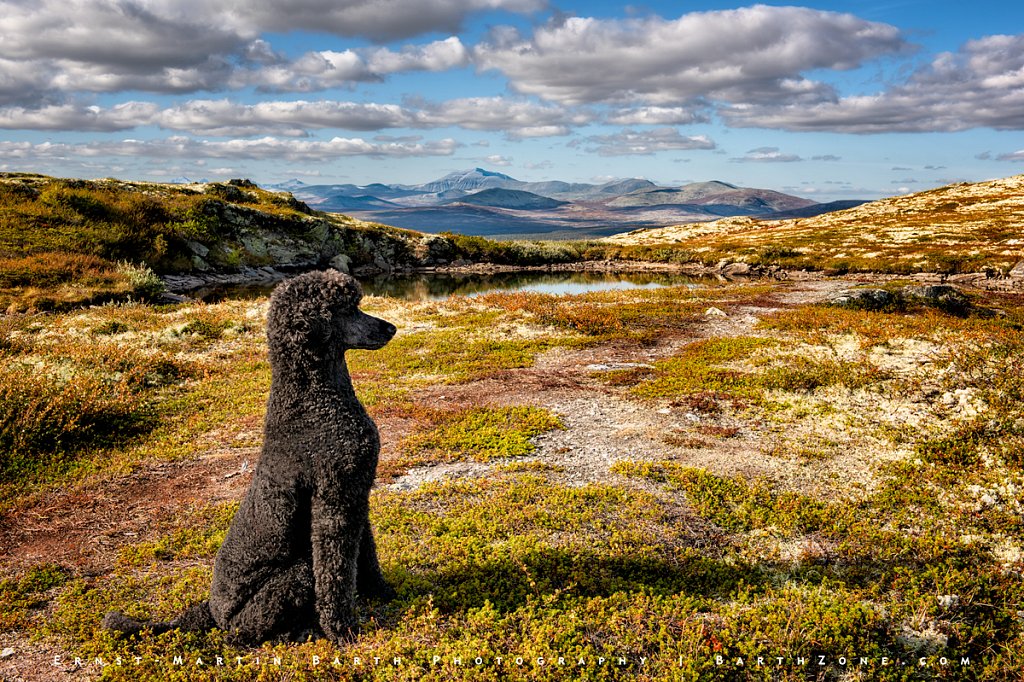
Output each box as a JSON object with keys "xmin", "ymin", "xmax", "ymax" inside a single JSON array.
[
  {"xmin": 704, "ymin": 306, "xmax": 728, "ymax": 317},
  {"xmin": 0, "ymin": 648, "xmax": 15, "ymax": 659}
]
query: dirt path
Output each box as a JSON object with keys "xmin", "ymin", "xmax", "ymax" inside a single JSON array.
[{"xmin": 389, "ymin": 276, "xmax": 873, "ymax": 497}]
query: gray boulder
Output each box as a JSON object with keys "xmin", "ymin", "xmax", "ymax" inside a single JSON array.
[
  {"xmin": 902, "ymin": 284, "xmax": 970, "ymax": 314},
  {"xmin": 827, "ymin": 288, "xmax": 896, "ymax": 310}
]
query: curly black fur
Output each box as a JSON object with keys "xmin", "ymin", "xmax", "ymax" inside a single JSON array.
[{"xmin": 105, "ymin": 271, "xmax": 397, "ymax": 643}]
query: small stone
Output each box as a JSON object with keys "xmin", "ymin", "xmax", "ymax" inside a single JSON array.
[
  {"xmin": 1, "ymin": 648, "xmax": 15, "ymax": 659},
  {"xmin": 185, "ymin": 239, "xmax": 210, "ymax": 257},
  {"xmin": 704, "ymin": 306, "xmax": 728, "ymax": 317},
  {"xmin": 719, "ymin": 262, "xmax": 752, "ymax": 277},
  {"xmin": 329, "ymin": 253, "xmax": 352, "ymax": 274}
]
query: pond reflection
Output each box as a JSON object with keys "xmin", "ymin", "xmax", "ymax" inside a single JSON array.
[{"xmin": 194, "ymin": 269, "xmax": 702, "ymax": 302}]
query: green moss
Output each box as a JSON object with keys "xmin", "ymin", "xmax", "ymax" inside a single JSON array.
[
  {"xmin": 401, "ymin": 406, "xmax": 562, "ymax": 463},
  {"xmin": 624, "ymin": 337, "xmax": 778, "ymax": 400},
  {"xmin": 349, "ymin": 329, "xmax": 578, "ymax": 385},
  {"xmin": 117, "ymin": 503, "xmax": 239, "ymax": 567},
  {"xmin": 613, "ymin": 462, "xmax": 830, "ymax": 534},
  {"xmin": 0, "ymin": 563, "xmax": 69, "ymax": 631}
]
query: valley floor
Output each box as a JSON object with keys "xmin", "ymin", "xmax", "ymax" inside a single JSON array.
[{"xmin": 1, "ymin": 274, "xmax": 1022, "ymax": 680}]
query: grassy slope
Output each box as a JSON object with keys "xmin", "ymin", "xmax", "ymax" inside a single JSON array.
[
  {"xmin": 603, "ymin": 174, "xmax": 1024, "ymax": 274},
  {"xmin": 0, "ymin": 173, "xmax": 432, "ymax": 311},
  {"xmin": 1, "ymin": 282, "xmax": 1022, "ymax": 680}
]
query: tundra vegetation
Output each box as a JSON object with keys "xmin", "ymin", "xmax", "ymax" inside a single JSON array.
[{"xmin": 1, "ymin": 173, "xmax": 1023, "ymax": 680}]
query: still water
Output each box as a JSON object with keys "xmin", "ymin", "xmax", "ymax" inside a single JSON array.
[{"xmin": 195, "ymin": 270, "xmax": 701, "ymax": 302}]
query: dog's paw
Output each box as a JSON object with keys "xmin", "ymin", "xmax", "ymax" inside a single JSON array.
[
  {"xmin": 361, "ymin": 581, "xmax": 397, "ymax": 603},
  {"xmin": 323, "ymin": 623, "xmax": 359, "ymax": 645}
]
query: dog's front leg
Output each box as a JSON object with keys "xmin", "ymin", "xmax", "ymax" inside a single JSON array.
[
  {"xmin": 310, "ymin": 493, "xmax": 364, "ymax": 642},
  {"xmin": 357, "ymin": 515, "xmax": 396, "ymax": 602}
]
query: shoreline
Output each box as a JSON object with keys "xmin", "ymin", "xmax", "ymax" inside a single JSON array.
[{"xmin": 159, "ymin": 259, "xmax": 1021, "ymax": 297}]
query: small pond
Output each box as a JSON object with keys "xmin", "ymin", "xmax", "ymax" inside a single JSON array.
[{"xmin": 195, "ymin": 270, "xmax": 703, "ymax": 302}]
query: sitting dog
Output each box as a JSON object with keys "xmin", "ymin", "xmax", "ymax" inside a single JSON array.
[{"xmin": 105, "ymin": 270, "xmax": 397, "ymax": 643}]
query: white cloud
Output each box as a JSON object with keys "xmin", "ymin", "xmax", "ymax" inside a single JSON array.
[
  {"xmin": 484, "ymin": 154, "xmax": 513, "ymax": 166},
  {"xmin": 0, "ymin": 135, "xmax": 461, "ymax": 162},
  {"xmin": 730, "ymin": 146, "xmax": 803, "ymax": 163},
  {"xmin": 241, "ymin": 38, "xmax": 471, "ymax": 92},
  {"xmin": 569, "ymin": 128, "xmax": 715, "ymax": 156},
  {"xmin": 0, "ymin": 0, "xmax": 490, "ymax": 104},
  {"xmin": 721, "ymin": 34, "xmax": 1024, "ymax": 132},
  {"xmin": 475, "ymin": 7, "xmax": 907, "ymax": 105},
  {"xmin": 231, "ymin": 0, "xmax": 545, "ymax": 42},
  {"xmin": 0, "ymin": 97, "xmax": 590, "ymax": 138},
  {"xmin": 160, "ymin": 100, "xmax": 413, "ymax": 135},
  {"xmin": 364, "ymin": 37, "xmax": 470, "ymax": 73},
  {"xmin": 998, "ymin": 150, "xmax": 1024, "ymax": 161},
  {"xmin": 0, "ymin": 0, "xmax": 247, "ymax": 69},
  {"xmin": 0, "ymin": 102, "xmax": 158, "ymax": 131},
  {"xmin": 409, "ymin": 97, "xmax": 590, "ymax": 137},
  {"xmin": 606, "ymin": 106, "xmax": 707, "ymax": 126}
]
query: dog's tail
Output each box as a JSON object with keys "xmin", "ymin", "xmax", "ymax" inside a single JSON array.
[{"xmin": 103, "ymin": 601, "xmax": 216, "ymax": 637}]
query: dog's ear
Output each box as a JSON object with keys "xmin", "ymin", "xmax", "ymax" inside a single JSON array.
[{"xmin": 297, "ymin": 302, "xmax": 333, "ymax": 348}]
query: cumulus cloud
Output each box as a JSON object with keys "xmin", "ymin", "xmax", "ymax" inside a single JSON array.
[
  {"xmin": 233, "ymin": 0, "xmax": 545, "ymax": 42},
  {"xmin": 997, "ymin": 150, "xmax": 1024, "ymax": 161},
  {"xmin": 0, "ymin": 135, "xmax": 460, "ymax": 162},
  {"xmin": 161, "ymin": 100, "xmax": 413, "ymax": 135},
  {"xmin": 722, "ymin": 34, "xmax": 1024, "ymax": 132},
  {"xmin": 730, "ymin": 146, "xmax": 803, "ymax": 163},
  {"xmin": 0, "ymin": 0, "xmax": 247, "ymax": 69},
  {"xmin": 606, "ymin": 106, "xmax": 708, "ymax": 126},
  {"xmin": 407, "ymin": 96, "xmax": 590, "ymax": 137},
  {"xmin": 483, "ymin": 154, "xmax": 513, "ymax": 166},
  {"xmin": 475, "ymin": 7, "xmax": 907, "ymax": 105},
  {"xmin": 0, "ymin": 96, "xmax": 589, "ymax": 137},
  {"xmin": 0, "ymin": 0, "xmax": 491, "ymax": 104},
  {"xmin": 569, "ymin": 128, "xmax": 715, "ymax": 156},
  {"xmin": 240, "ymin": 38, "xmax": 471, "ymax": 92},
  {"xmin": 0, "ymin": 100, "xmax": 412, "ymax": 135},
  {"xmin": 0, "ymin": 102, "xmax": 161, "ymax": 131}
]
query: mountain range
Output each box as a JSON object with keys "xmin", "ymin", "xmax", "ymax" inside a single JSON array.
[{"xmin": 269, "ymin": 168, "xmax": 864, "ymax": 239}]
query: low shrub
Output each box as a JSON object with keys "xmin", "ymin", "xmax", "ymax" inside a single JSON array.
[{"xmin": 0, "ymin": 361, "xmax": 156, "ymax": 483}]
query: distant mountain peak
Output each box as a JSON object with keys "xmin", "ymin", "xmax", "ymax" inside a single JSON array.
[{"xmin": 417, "ymin": 167, "xmax": 519, "ymax": 193}]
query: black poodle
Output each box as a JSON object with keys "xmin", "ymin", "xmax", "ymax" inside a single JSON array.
[{"xmin": 105, "ymin": 270, "xmax": 397, "ymax": 643}]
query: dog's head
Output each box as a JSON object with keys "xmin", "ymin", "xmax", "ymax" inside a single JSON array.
[{"xmin": 267, "ymin": 271, "xmax": 396, "ymax": 362}]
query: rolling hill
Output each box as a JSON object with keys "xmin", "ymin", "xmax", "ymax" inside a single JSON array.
[
  {"xmin": 443, "ymin": 188, "xmax": 568, "ymax": 210},
  {"xmin": 602, "ymin": 174, "xmax": 1024, "ymax": 275}
]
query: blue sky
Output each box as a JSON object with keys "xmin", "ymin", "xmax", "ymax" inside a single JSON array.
[{"xmin": 1, "ymin": 0, "xmax": 1022, "ymax": 200}]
